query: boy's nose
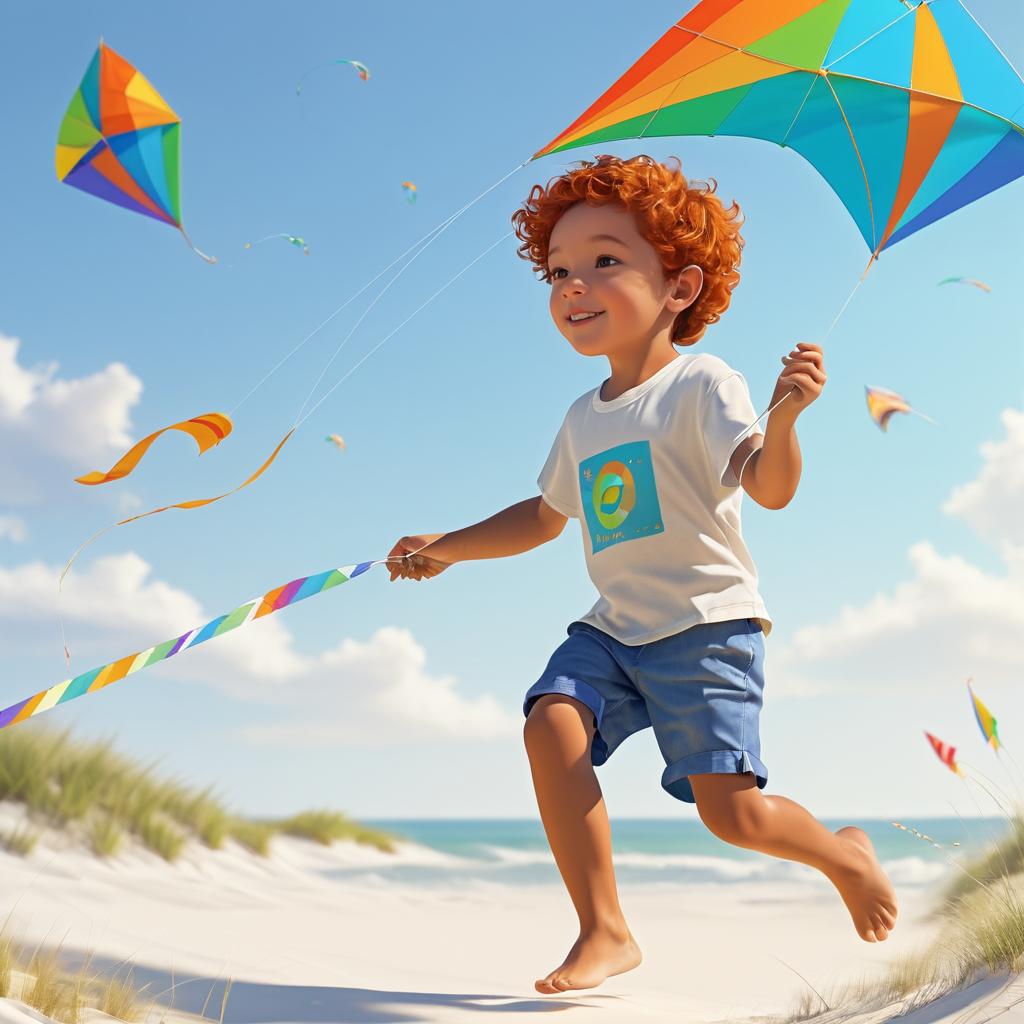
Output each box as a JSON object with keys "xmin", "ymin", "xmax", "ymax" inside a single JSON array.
[{"xmin": 561, "ymin": 277, "xmax": 588, "ymax": 298}]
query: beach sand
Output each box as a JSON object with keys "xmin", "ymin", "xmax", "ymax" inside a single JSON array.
[{"xmin": 0, "ymin": 805, "xmax": 1018, "ymax": 1024}]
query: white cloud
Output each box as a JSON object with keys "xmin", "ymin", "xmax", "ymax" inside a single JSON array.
[
  {"xmin": 942, "ymin": 408, "xmax": 1024, "ymax": 548},
  {"xmin": 0, "ymin": 551, "xmax": 518, "ymax": 745},
  {"xmin": 770, "ymin": 403, "xmax": 1019, "ymax": 700},
  {"xmin": 0, "ymin": 517, "xmax": 27, "ymax": 543},
  {"xmin": 0, "ymin": 334, "xmax": 142, "ymax": 505},
  {"xmin": 771, "ymin": 541, "xmax": 1023, "ymax": 696},
  {"xmin": 771, "ymin": 408, "xmax": 1024, "ymax": 698}
]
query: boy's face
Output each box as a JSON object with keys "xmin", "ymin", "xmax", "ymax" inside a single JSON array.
[{"xmin": 546, "ymin": 202, "xmax": 695, "ymax": 360}]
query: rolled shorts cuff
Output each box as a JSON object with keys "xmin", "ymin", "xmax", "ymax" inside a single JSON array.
[
  {"xmin": 523, "ymin": 676, "xmax": 606, "ymax": 725},
  {"xmin": 661, "ymin": 749, "xmax": 768, "ymax": 804}
]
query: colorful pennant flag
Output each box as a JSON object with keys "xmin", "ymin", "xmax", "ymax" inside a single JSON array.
[
  {"xmin": 925, "ymin": 730, "xmax": 962, "ymax": 776},
  {"xmin": 968, "ymin": 679, "xmax": 1001, "ymax": 750}
]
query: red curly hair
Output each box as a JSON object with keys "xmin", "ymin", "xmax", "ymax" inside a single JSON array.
[{"xmin": 511, "ymin": 155, "xmax": 744, "ymax": 347}]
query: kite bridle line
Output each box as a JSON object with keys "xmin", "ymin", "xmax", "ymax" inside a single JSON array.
[
  {"xmin": 229, "ymin": 159, "xmax": 530, "ymax": 421},
  {"xmin": 57, "ymin": 161, "xmax": 529, "ymax": 665}
]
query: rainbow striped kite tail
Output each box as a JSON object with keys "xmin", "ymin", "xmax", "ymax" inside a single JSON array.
[{"xmin": 179, "ymin": 226, "xmax": 217, "ymax": 264}]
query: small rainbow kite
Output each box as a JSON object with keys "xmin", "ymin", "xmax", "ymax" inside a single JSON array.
[
  {"xmin": 925, "ymin": 731, "xmax": 962, "ymax": 776},
  {"xmin": 296, "ymin": 59, "xmax": 370, "ymax": 95},
  {"xmin": 939, "ymin": 277, "xmax": 992, "ymax": 293},
  {"xmin": 865, "ymin": 386, "xmax": 937, "ymax": 432},
  {"xmin": 57, "ymin": 42, "xmax": 215, "ymax": 262},
  {"xmin": 245, "ymin": 234, "xmax": 310, "ymax": 256},
  {"xmin": 968, "ymin": 679, "xmax": 1001, "ymax": 750},
  {"xmin": 401, "ymin": 181, "xmax": 417, "ymax": 204}
]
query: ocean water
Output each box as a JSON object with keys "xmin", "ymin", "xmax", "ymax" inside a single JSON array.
[{"xmin": 331, "ymin": 817, "xmax": 1011, "ymax": 890}]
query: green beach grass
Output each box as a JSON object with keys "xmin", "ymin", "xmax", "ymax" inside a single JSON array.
[
  {"xmin": 783, "ymin": 809, "xmax": 1024, "ymax": 1022},
  {"xmin": 0, "ymin": 725, "xmax": 398, "ymax": 862}
]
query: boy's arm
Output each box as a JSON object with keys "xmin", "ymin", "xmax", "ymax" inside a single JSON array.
[
  {"xmin": 387, "ymin": 496, "xmax": 567, "ymax": 581},
  {"xmin": 729, "ymin": 417, "xmax": 799, "ymax": 510},
  {"xmin": 730, "ymin": 343, "xmax": 826, "ymax": 511}
]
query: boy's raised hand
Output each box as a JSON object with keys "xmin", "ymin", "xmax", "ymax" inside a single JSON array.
[
  {"xmin": 771, "ymin": 342, "xmax": 827, "ymax": 415},
  {"xmin": 387, "ymin": 533, "xmax": 450, "ymax": 581}
]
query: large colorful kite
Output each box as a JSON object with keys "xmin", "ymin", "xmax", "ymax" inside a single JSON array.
[
  {"xmin": 56, "ymin": 42, "xmax": 215, "ymax": 262},
  {"xmin": 533, "ymin": 0, "xmax": 1024, "ymax": 259}
]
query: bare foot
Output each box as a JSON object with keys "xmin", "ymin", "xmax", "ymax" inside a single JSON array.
[
  {"xmin": 535, "ymin": 927, "xmax": 642, "ymax": 994},
  {"xmin": 829, "ymin": 826, "xmax": 899, "ymax": 943}
]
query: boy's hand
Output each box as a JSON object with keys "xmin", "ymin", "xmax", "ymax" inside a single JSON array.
[
  {"xmin": 771, "ymin": 342, "xmax": 826, "ymax": 416},
  {"xmin": 387, "ymin": 533, "xmax": 450, "ymax": 581}
]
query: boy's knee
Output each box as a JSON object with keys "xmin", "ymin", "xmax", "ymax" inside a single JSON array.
[
  {"xmin": 523, "ymin": 694, "xmax": 594, "ymax": 749},
  {"xmin": 695, "ymin": 779, "xmax": 766, "ymax": 845}
]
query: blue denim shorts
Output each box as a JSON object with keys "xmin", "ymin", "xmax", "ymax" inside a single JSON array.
[{"xmin": 523, "ymin": 618, "xmax": 767, "ymax": 803}]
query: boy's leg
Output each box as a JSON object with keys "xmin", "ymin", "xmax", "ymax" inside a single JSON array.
[
  {"xmin": 524, "ymin": 694, "xmax": 642, "ymax": 993},
  {"xmin": 689, "ymin": 773, "xmax": 898, "ymax": 942}
]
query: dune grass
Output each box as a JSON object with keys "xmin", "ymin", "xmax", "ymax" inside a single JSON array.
[
  {"xmin": 0, "ymin": 929, "xmax": 194, "ymax": 1023},
  {"xmin": 278, "ymin": 810, "xmax": 396, "ymax": 852},
  {"xmin": 0, "ymin": 725, "xmax": 399, "ymax": 863},
  {"xmin": 783, "ymin": 810, "xmax": 1024, "ymax": 1022}
]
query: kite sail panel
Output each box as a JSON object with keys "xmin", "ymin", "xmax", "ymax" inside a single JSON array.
[
  {"xmin": 533, "ymin": 0, "xmax": 1024, "ymax": 257},
  {"xmin": 57, "ymin": 42, "xmax": 214, "ymax": 261}
]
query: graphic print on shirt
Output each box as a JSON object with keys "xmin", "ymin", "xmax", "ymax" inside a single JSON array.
[{"xmin": 579, "ymin": 440, "xmax": 664, "ymax": 554}]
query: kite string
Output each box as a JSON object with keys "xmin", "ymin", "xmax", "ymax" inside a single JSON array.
[
  {"xmin": 290, "ymin": 190, "xmax": 507, "ymax": 428},
  {"xmin": 734, "ymin": 255, "xmax": 875, "ymax": 442},
  {"xmin": 295, "ymin": 230, "xmax": 515, "ymax": 429},
  {"xmin": 230, "ymin": 159, "xmax": 528, "ymax": 420}
]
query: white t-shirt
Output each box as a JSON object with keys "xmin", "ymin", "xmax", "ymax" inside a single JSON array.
[{"xmin": 539, "ymin": 352, "xmax": 771, "ymax": 645}]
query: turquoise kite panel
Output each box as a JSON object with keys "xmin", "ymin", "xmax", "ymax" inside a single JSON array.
[
  {"xmin": 830, "ymin": 75, "xmax": 910, "ymax": 244},
  {"xmin": 827, "ymin": 10, "xmax": 915, "ymax": 88},
  {"xmin": 824, "ymin": 0, "xmax": 915, "ymax": 69},
  {"xmin": 718, "ymin": 71, "xmax": 820, "ymax": 142},
  {"xmin": 81, "ymin": 50, "xmax": 102, "ymax": 132},
  {"xmin": 930, "ymin": 0, "xmax": 1024, "ymax": 123},
  {"xmin": 785, "ymin": 76, "xmax": 875, "ymax": 249},
  {"xmin": 886, "ymin": 127, "xmax": 1024, "ymax": 248},
  {"xmin": 894, "ymin": 103, "xmax": 1008, "ymax": 230},
  {"xmin": 109, "ymin": 126, "xmax": 175, "ymax": 221}
]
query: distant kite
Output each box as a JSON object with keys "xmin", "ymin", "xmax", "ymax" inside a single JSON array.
[
  {"xmin": 968, "ymin": 680, "xmax": 1001, "ymax": 750},
  {"xmin": 56, "ymin": 41, "xmax": 216, "ymax": 262},
  {"xmin": 401, "ymin": 181, "xmax": 417, "ymax": 204},
  {"xmin": 325, "ymin": 434, "xmax": 346, "ymax": 451},
  {"xmin": 296, "ymin": 59, "xmax": 370, "ymax": 95},
  {"xmin": 245, "ymin": 234, "xmax": 309, "ymax": 256},
  {"xmin": 925, "ymin": 731, "xmax": 962, "ymax": 776},
  {"xmin": 865, "ymin": 386, "xmax": 938, "ymax": 432},
  {"xmin": 75, "ymin": 413, "xmax": 232, "ymax": 485},
  {"xmin": 939, "ymin": 277, "xmax": 991, "ymax": 293}
]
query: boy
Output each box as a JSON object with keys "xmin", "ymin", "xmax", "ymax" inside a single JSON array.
[{"xmin": 388, "ymin": 155, "xmax": 897, "ymax": 994}]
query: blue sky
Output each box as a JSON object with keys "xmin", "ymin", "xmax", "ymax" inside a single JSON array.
[{"xmin": 0, "ymin": 0, "xmax": 1021, "ymax": 823}]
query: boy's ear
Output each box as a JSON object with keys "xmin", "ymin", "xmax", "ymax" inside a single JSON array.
[{"xmin": 666, "ymin": 265, "xmax": 704, "ymax": 313}]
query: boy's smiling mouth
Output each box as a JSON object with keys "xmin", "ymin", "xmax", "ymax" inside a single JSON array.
[{"xmin": 568, "ymin": 311, "xmax": 604, "ymax": 324}]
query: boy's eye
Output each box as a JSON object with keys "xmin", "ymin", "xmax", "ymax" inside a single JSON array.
[{"xmin": 548, "ymin": 255, "xmax": 619, "ymax": 281}]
